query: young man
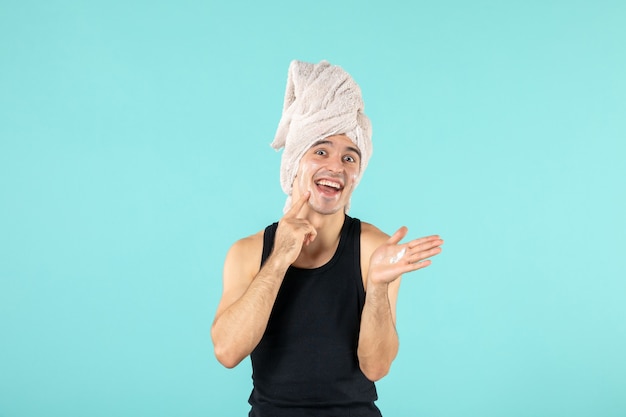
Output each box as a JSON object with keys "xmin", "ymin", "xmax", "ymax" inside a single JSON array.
[{"xmin": 211, "ymin": 60, "xmax": 443, "ymax": 416}]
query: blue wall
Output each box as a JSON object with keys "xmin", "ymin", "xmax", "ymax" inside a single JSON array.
[{"xmin": 1, "ymin": 1, "xmax": 625, "ymax": 416}]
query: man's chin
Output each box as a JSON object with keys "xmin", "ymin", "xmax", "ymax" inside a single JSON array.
[{"xmin": 309, "ymin": 201, "xmax": 344, "ymax": 216}]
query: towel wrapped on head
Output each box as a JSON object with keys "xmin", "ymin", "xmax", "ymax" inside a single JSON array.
[{"xmin": 271, "ymin": 60, "xmax": 373, "ymax": 213}]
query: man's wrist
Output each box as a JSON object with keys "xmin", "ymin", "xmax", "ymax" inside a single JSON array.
[
  {"xmin": 264, "ymin": 252, "xmax": 292, "ymax": 277},
  {"xmin": 365, "ymin": 278, "xmax": 389, "ymax": 295}
]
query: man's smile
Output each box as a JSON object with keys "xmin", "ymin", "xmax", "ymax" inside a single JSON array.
[{"xmin": 315, "ymin": 179, "xmax": 343, "ymax": 190}]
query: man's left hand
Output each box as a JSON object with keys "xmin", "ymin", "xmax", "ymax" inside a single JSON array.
[{"xmin": 368, "ymin": 227, "xmax": 443, "ymax": 285}]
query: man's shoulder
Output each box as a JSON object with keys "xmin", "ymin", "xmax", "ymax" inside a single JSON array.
[
  {"xmin": 222, "ymin": 229, "xmax": 266, "ymax": 281},
  {"xmin": 359, "ymin": 220, "xmax": 390, "ymax": 254},
  {"xmin": 226, "ymin": 218, "xmax": 280, "ymax": 263},
  {"xmin": 229, "ymin": 229, "xmax": 265, "ymax": 256},
  {"xmin": 359, "ymin": 220, "xmax": 390, "ymax": 241}
]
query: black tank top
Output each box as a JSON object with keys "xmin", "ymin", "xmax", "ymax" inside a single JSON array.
[{"xmin": 248, "ymin": 215, "xmax": 382, "ymax": 417}]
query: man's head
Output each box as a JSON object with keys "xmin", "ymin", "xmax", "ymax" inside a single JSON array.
[
  {"xmin": 291, "ymin": 134, "xmax": 361, "ymax": 215},
  {"xmin": 271, "ymin": 60, "xmax": 372, "ymax": 213}
]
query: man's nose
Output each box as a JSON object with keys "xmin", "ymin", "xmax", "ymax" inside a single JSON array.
[{"xmin": 326, "ymin": 154, "xmax": 344, "ymax": 172}]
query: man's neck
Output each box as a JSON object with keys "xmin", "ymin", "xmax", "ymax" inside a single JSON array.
[
  {"xmin": 306, "ymin": 208, "xmax": 345, "ymax": 233},
  {"xmin": 292, "ymin": 210, "xmax": 346, "ymax": 269}
]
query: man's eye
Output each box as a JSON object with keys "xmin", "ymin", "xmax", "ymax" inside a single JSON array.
[
  {"xmin": 315, "ymin": 149, "xmax": 326, "ymax": 156},
  {"xmin": 344, "ymin": 155, "xmax": 355, "ymax": 163}
]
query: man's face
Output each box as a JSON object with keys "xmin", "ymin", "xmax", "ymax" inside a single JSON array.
[{"xmin": 292, "ymin": 134, "xmax": 361, "ymax": 215}]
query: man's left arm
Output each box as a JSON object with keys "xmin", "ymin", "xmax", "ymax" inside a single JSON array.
[{"xmin": 358, "ymin": 225, "xmax": 443, "ymax": 381}]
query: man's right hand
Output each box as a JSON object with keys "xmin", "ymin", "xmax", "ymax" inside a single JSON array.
[{"xmin": 272, "ymin": 192, "xmax": 317, "ymax": 265}]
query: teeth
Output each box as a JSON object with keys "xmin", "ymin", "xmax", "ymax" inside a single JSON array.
[{"xmin": 316, "ymin": 179, "xmax": 341, "ymax": 189}]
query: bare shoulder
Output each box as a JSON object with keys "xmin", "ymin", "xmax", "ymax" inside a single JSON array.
[
  {"xmin": 225, "ymin": 229, "xmax": 265, "ymax": 276},
  {"xmin": 216, "ymin": 229, "xmax": 265, "ymax": 318},
  {"xmin": 359, "ymin": 221, "xmax": 390, "ymax": 283},
  {"xmin": 360, "ymin": 221, "xmax": 390, "ymax": 255},
  {"xmin": 360, "ymin": 222, "xmax": 402, "ymax": 322}
]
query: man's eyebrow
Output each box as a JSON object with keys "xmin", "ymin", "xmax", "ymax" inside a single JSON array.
[
  {"xmin": 311, "ymin": 139, "xmax": 332, "ymax": 148},
  {"xmin": 347, "ymin": 146, "xmax": 362, "ymax": 159},
  {"xmin": 311, "ymin": 139, "xmax": 361, "ymax": 159}
]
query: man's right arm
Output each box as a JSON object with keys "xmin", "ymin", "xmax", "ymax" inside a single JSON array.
[
  {"xmin": 211, "ymin": 192, "xmax": 315, "ymax": 368},
  {"xmin": 211, "ymin": 236, "xmax": 291, "ymax": 368}
]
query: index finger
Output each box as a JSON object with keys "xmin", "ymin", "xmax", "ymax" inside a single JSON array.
[
  {"xmin": 285, "ymin": 192, "xmax": 311, "ymax": 218},
  {"xmin": 408, "ymin": 235, "xmax": 443, "ymax": 248}
]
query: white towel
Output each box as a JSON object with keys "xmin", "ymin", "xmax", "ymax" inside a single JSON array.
[{"xmin": 271, "ymin": 60, "xmax": 372, "ymax": 213}]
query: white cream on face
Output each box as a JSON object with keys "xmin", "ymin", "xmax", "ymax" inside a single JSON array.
[
  {"xmin": 349, "ymin": 172, "xmax": 358, "ymax": 188},
  {"xmin": 390, "ymin": 247, "xmax": 406, "ymax": 264}
]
